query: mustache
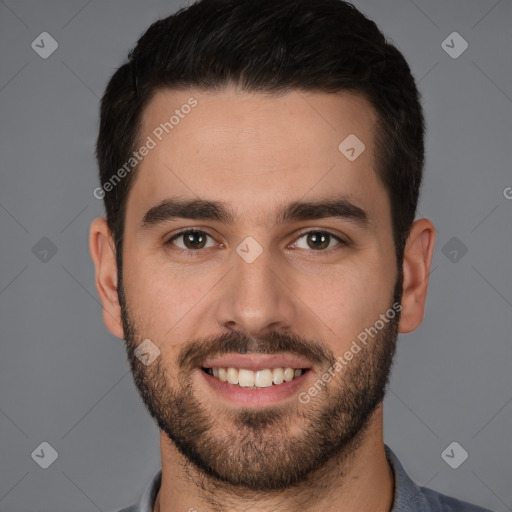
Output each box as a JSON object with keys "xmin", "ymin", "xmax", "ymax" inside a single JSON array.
[{"xmin": 178, "ymin": 330, "xmax": 335, "ymax": 371}]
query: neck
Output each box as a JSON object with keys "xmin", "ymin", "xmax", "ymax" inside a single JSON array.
[{"xmin": 154, "ymin": 406, "xmax": 394, "ymax": 512}]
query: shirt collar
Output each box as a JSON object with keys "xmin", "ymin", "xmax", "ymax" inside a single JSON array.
[
  {"xmin": 138, "ymin": 467, "xmax": 161, "ymax": 512},
  {"xmin": 385, "ymin": 444, "xmax": 428, "ymax": 511}
]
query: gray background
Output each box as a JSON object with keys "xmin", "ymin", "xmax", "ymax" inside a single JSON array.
[{"xmin": 0, "ymin": 0, "xmax": 511, "ymax": 510}]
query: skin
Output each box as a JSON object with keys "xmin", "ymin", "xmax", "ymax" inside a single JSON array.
[{"xmin": 89, "ymin": 86, "xmax": 435, "ymax": 512}]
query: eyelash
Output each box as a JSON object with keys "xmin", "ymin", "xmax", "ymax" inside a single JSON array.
[{"xmin": 164, "ymin": 228, "xmax": 348, "ymax": 256}]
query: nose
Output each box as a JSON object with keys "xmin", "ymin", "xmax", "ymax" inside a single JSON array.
[{"xmin": 212, "ymin": 239, "xmax": 300, "ymax": 339}]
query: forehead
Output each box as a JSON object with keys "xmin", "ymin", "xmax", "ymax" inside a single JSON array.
[{"xmin": 127, "ymin": 86, "xmax": 389, "ymax": 229}]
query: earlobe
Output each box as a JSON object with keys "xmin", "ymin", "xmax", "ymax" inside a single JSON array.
[
  {"xmin": 398, "ymin": 218, "xmax": 436, "ymax": 334},
  {"xmin": 89, "ymin": 217, "xmax": 124, "ymax": 339}
]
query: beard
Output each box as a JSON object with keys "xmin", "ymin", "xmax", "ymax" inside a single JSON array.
[{"xmin": 118, "ymin": 274, "xmax": 402, "ymax": 493}]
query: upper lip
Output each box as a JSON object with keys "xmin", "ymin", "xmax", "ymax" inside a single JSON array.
[{"xmin": 201, "ymin": 353, "xmax": 313, "ymax": 371}]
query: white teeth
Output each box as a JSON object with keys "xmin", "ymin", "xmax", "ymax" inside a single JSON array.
[
  {"xmin": 254, "ymin": 369, "xmax": 273, "ymax": 387},
  {"xmin": 272, "ymin": 367, "xmax": 284, "ymax": 384},
  {"xmin": 206, "ymin": 366, "xmax": 305, "ymax": 388},
  {"xmin": 227, "ymin": 367, "xmax": 239, "ymax": 384},
  {"xmin": 238, "ymin": 368, "xmax": 255, "ymax": 387},
  {"xmin": 284, "ymin": 368, "xmax": 295, "ymax": 382}
]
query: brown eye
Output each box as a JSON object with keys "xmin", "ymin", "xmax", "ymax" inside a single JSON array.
[
  {"xmin": 291, "ymin": 230, "xmax": 346, "ymax": 251},
  {"xmin": 166, "ymin": 229, "xmax": 215, "ymax": 251}
]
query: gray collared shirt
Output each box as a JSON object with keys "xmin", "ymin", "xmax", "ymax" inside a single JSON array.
[{"xmin": 115, "ymin": 445, "xmax": 493, "ymax": 511}]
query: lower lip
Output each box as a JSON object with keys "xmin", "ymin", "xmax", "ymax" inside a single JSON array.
[{"xmin": 198, "ymin": 369, "xmax": 313, "ymax": 407}]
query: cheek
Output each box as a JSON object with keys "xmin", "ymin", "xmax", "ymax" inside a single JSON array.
[
  {"xmin": 123, "ymin": 260, "xmax": 215, "ymax": 338},
  {"xmin": 122, "ymin": 274, "xmax": 190, "ymax": 367},
  {"xmin": 304, "ymin": 259, "xmax": 394, "ymax": 349}
]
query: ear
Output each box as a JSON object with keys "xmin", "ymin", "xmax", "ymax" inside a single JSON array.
[
  {"xmin": 398, "ymin": 218, "xmax": 436, "ymax": 334},
  {"xmin": 89, "ymin": 217, "xmax": 124, "ymax": 339}
]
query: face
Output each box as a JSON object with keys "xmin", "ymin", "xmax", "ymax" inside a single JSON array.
[{"xmin": 115, "ymin": 87, "xmax": 402, "ymax": 490}]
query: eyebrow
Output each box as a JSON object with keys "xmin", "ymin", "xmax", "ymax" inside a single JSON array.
[{"xmin": 140, "ymin": 195, "xmax": 372, "ymax": 231}]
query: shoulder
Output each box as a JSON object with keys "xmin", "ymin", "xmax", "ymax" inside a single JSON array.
[
  {"xmin": 420, "ymin": 487, "xmax": 492, "ymax": 512},
  {"xmin": 384, "ymin": 445, "xmax": 495, "ymax": 512},
  {"xmin": 418, "ymin": 486, "xmax": 495, "ymax": 512}
]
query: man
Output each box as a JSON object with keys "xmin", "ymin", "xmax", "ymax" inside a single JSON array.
[{"xmin": 89, "ymin": 0, "xmax": 493, "ymax": 510}]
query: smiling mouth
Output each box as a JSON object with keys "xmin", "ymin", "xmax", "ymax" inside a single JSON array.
[{"xmin": 201, "ymin": 366, "xmax": 309, "ymax": 389}]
